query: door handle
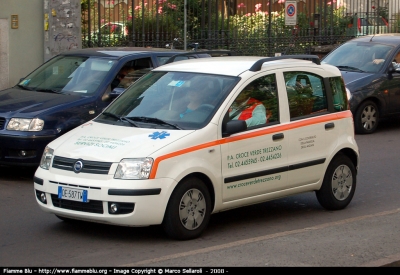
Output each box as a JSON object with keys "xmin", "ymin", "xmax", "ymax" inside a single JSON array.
[
  {"xmin": 273, "ymin": 133, "xmax": 284, "ymax": 140},
  {"xmin": 325, "ymin": 122, "xmax": 335, "ymax": 129}
]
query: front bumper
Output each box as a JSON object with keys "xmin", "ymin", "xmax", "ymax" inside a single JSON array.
[
  {"xmin": 0, "ymin": 133, "xmax": 56, "ymax": 166},
  {"xmin": 34, "ymin": 167, "xmax": 176, "ymax": 226}
]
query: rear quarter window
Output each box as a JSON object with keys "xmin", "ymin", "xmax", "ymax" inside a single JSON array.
[{"xmin": 329, "ymin": 77, "xmax": 348, "ymax": 111}]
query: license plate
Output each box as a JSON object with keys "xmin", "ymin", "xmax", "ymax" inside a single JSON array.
[{"xmin": 58, "ymin": 186, "xmax": 88, "ymax": 203}]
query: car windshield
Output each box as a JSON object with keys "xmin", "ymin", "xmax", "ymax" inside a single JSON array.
[
  {"xmin": 97, "ymin": 71, "xmax": 239, "ymax": 130},
  {"xmin": 322, "ymin": 42, "xmax": 394, "ymax": 73},
  {"xmin": 360, "ymin": 17, "xmax": 388, "ymax": 26},
  {"xmin": 17, "ymin": 55, "xmax": 116, "ymax": 95}
]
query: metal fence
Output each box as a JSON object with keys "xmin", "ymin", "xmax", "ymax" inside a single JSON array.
[{"xmin": 81, "ymin": 0, "xmax": 400, "ymax": 56}]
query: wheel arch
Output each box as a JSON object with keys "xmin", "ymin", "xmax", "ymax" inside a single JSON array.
[
  {"xmin": 334, "ymin": 148, "xmax": 359, "ymax": 174},
  {"xmin": 169, "ymin": 172, "xmax": 216, "ymax": 212},
  {"xmin": 354, "ymin": 96, "xmax": 382, "ymax": 115}
]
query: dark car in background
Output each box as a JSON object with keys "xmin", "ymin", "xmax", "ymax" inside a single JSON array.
[
  {"xmin": 0, "ymin": 47, "xmax": 229, "ymax": 166},
  {"xmin": 345, "ymin": 13, "xmax": 388, "ymax": 37},
  {"xmin": 322, "ymin": 34, "xmax": 400, "ymax": 134}
]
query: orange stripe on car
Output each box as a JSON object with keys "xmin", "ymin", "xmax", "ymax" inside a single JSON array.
[{"xmin": 149, "ymin": 111, "xmax": 352, "ymax": 178}]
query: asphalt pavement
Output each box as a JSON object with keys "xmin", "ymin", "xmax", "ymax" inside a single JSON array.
[{"xmin": 118, "ymin": 208, "xmax": 400, "ymax": 267}]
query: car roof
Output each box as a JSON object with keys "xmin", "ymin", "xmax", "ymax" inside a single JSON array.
[
  {"xmin": 61, "ymin": 47, "xmax": 188, "ymax": 58},
  {"xmin": 347, "ymin": 34, "xmax": 400, "ymax": 46},
  {"xmin": 154, "ymin": 55, "xmax": 331, "ymax": 76}
]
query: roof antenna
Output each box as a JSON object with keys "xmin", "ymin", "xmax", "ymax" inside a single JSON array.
[{"xmin": 370, "ymin": 34, "xmax": 375, "ymax": 42}]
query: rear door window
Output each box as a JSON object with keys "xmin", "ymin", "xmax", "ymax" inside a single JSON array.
[{"xmin": 284, "ymin": 72, "xmax": 328, "ymax": 119}]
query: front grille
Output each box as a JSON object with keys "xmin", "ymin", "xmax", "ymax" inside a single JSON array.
[
  {"xmin": 49, "ymin": 180, "xmax": 101, "ymax": 190},
  {"xmin": 0, "ymin": 117, "xmax": 5, "ymax": 130},
  {"xmin": 51, "ymin": 194, "xmax": 104, "ymax": 214},
  {"xmin": 52, "ymin": 156, "xmax": 112, "ymax": 174}
]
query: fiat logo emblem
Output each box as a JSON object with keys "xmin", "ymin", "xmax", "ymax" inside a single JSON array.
[{"xmin": 73, "ymin": 160, "xmax": 84, "ymax": 173}]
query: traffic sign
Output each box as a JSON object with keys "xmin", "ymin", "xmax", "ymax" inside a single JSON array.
[{"xmin": 285, "ymin": 1, "xmax": 297, "ymax": 26}]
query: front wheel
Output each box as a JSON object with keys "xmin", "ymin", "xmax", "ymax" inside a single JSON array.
[
  {"xmin": 162, "ymin": 177, "xmax": 211, "ymax": 240},
  {"xmin": 316, "ymin": 154, "xmax": 356, "ymax": 211},
  {"xmin": 354, "ymin": 100, "xmax": 379, "ymax": 134}
]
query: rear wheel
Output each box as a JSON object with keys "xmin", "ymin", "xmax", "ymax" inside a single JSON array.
[
  {"xmin": 354, "ymin": 100, "xmax": 379, "ymax": 134},
  {"xmin": 316, "ymin": 154, "xmax": 356, "ymax": 210},
  {"xmin": 162, "ymin": 177, "xmax": 211, "ymax": 240}
]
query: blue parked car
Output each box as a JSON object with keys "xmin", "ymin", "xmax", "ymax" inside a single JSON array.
[
  {"xmin": 322, "ymin": 34, "xmax": 400, "ymax": 134},
  {"xmin": 0, "ymin": 47, "xmax": 228, "ymax": 166}
]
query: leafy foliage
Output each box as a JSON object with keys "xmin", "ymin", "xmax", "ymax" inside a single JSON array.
[{"xmin": 81, "ymin": 0, "xmax": 392, "ymax": 53}]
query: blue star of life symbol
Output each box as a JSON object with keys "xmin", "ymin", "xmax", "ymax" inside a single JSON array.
[{"xmin": 149, "ymin": 131, "xmax": 170, "ymax": 140}]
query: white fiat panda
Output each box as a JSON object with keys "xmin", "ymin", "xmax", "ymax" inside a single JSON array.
[{"xmin": 34, "ymin": 55, "xmax": 359, "ymax": 240}]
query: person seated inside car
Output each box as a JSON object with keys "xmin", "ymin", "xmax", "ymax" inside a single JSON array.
[
  {"xmin": 359, "ymin": 48, "xmax": 391, "ymax": 72},
  {"xmin": 370, "ymin": 49, "xmax": 391, "ymax": 66},
  {"xmin": 374, "ymin": 51, "xmax": 400, "ymax": 70},
  {"xmin": 179, "ymin": 77, "xmax": 216, "ymax": 118},
  {"xmin": 229, "ymin": 83, "xmax": 267, "ymax": 127},
  {"xmin": 111, "ymin": 65, "xmax": 135, "ymax": 90}
]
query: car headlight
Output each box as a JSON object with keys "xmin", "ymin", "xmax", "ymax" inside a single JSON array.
[
  {"xmin": 114, "ymin": 158, "xmax": 154, "ymax": 179},
  {"xmin": 7, "ymin": 118, "xmax": 44, "ymax": 131},
  {"xmin": 40, "ymin": 146, "xmax": 54, "ymax": 170},
  {"xmin": 346, "ymin": 87, "xmax": 352, "ymax": 101}
]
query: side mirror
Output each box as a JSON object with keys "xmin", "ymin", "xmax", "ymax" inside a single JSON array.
[
  {"xmin": 222, "ymin": 120, "xmax": 247, "ymax": 137},
  {"xmin": 388, "ymin": 63, "xmax": 397, "ymax": 80},
  {"xmin": 109, "ymin": 87, "xmax": 126, "ymax": 99}
]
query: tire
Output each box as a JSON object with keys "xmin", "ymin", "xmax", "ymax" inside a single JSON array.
[
  {"xmin": 162, "ymin": 177, "xmax": 211, "ymax": 240},
  {"xmin": 354, "ymin": 100, "xmax": 379, "ymax": 134},
  {"xmin": 316, "ymin": 154, "xmax": 356, "ymax": 211}
]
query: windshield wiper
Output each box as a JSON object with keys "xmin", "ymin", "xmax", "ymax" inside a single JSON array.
[
  {"xmin": 127, "ymin": 116, "xmax": 182, "ymax": 130},
  {"xmin": 102, "ymin": 112, "xmax": 138, "ymax": 127},
  {"xmin": 35, "ymin": 88, "xmax": 64, "ymax": 94},
  {"xmin": 16, "ymin": 85, "xmax": 35, "ymax": 91},
  {"xmin": 336, "ymin": 66, "xmax": 365, "ymax": 73},
  {"xmin": 17, "ymin": 84, "xmax": 66, "ymax": 94}
]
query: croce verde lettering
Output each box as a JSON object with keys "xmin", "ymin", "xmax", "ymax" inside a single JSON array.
[
  {"xmin": 226, "ymin": 146, "xmax": 283, "ymax": 169},
  {"xmin": 263, "ymin": 145, "xmax": 282, "ymax": 153}
]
